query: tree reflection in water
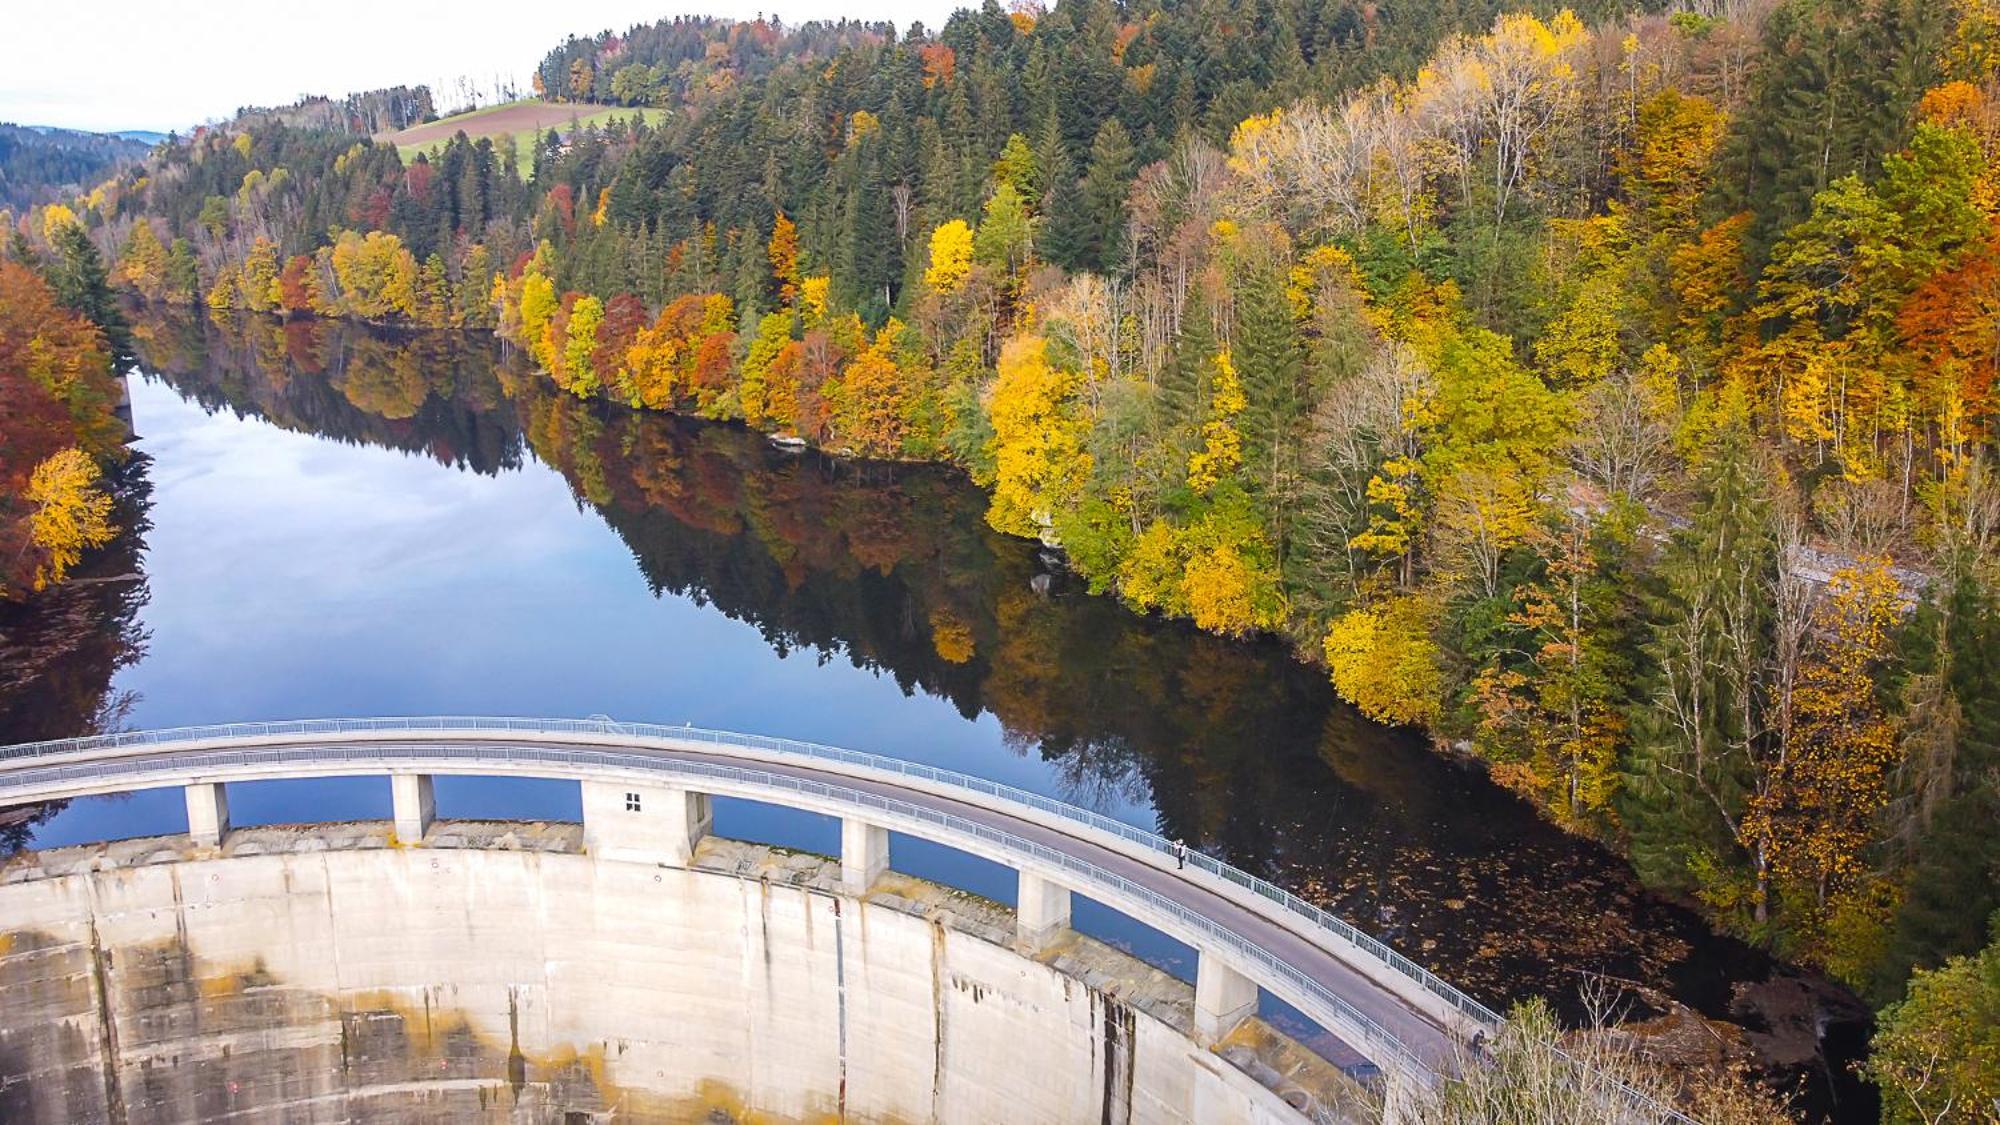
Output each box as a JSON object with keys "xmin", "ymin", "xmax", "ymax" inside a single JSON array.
[{"xmin": 0, "ymin": 448, "xmax": 152, "ymax": 850}]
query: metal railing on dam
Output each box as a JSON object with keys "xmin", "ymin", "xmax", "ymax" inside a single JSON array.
[{"xmin": 0, "ymin": 716, "xmax": 1699, "ymax": 1122}]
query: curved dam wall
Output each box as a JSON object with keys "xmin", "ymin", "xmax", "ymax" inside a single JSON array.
[{"xmin": 0, "ymin": 822, "xmax": 1346, "ymax": 1124}]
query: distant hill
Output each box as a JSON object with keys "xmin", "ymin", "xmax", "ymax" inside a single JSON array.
[{"xmin": 0, "ymin": 123, "xmax": 151, "ymax": 210}]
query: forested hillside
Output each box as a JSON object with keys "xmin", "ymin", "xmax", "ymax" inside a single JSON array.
[
  {"xmin": 0, "ymin": 125, "xmax": 150, "ymax": 211},
  {"xmin": 9, "ymin": 0, "xmax": 2000, "ymax": 1115},
  {"xmin": 534, "ymin": 16, "xmax": 904, "ymax": 111}
]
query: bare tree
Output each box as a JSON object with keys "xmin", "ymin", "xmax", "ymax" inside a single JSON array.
[
  {"xmin": 1739, "ymin": 509, "xmax": 1814, "ymax": 921},
  {"xmin": 890, "ymin": 182, "xmax": 914, "ymax": 242},
  {"xmin": 1362, "ymin": 80, "xmax": 1440, "ymax": 254},
  {"xmin": 1298, "ymin": 342, "xmax": 1430, "ymax": 598},
  {"xmin": 1812, "ymin": 477, "xmax": 1905, "ymax": 559},
  {"xmin": 1413, "ymin": 36, "xmax": 1487, "ymax": 217},
  {"xmin": 1128, "ymin": 141, "xmax": 1228, "ymax": 381},
  {"xmin": 1571, "ymin": 368, "xmax": 1675, "ymax": 500},
  {"xmin": 1043, "ymin": 273, "xmax": 1121, "ymax": 409},
  {"xmin": 1386, "ymin": 989, "xmax": 1786, "ymax": 1124},
  {"xmin": 1233, "ymin": 98, "xmax": 1376, "ymax": 237},
  {"xmin": 1415, "ymin": 14, "xmax": 1587, "ymax": 228}
]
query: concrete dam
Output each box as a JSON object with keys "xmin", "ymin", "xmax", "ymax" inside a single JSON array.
[{"xmin": 0, "ymin": 719, "xmax": 1494, "ymax": 1123}]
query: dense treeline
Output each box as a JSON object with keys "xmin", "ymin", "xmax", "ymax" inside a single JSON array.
[
  {"xmin": 229, "ymin": 86, "xmax": 436, "ymax": 136},
  {"xmin": 535, "ymin": 17, "xmax": 897, "ymax": 111},
  {"xmin": 13, "ymin": 0, "xmax": 2000, "ymax": 1114}
]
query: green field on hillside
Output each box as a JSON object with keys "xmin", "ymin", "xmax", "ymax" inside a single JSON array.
[{"xmin": 381, "ymin": 100, "xmax": 666, "ymax": 173}]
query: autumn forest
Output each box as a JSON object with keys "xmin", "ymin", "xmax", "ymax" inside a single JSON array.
[{"xmin": 5, "ymin": 0, "xmax": 2000, "ymax": 1117}]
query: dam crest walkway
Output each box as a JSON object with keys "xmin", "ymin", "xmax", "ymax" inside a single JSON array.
[{"xmin": 0, "ymin": 716, "xmax": 1500, "ymax": 1085}]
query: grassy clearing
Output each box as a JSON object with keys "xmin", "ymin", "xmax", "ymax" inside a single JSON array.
[{"xmin": 380, "ymin": 99, "xmax": 667, "ymax": 174}]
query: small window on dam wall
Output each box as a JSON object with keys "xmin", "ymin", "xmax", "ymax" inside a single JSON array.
[{"xmin": 625, "ymin": 792, "xmax": 642, "ymax": 812}]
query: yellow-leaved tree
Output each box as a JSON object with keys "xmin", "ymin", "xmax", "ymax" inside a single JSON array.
[
  {"xmin": 239, "ymin": 237, "xmax": 280, "ymax": 314},
  {"xmin": 1186, "ymin": 348, "xmax": 1246, "ymax": 494},
  {"xmin": 738, "ymin": 310, "xmax": 797, "ymax": 429},
  {"xmin": 985, "ymin": 335, "xmax": 1091, "ymax": 540},
  {"xmin": 924, "ymin": 220, "xmax": 975, "ymax": 295},
  {"xmin": 768, "ymin": 212, "xmax": 801, "ymax": 304},
  {"xmin": 800, "ymin": 275, "xmax": 831, "ymax": 328},
  {"xmin": 119, "ymin": 219, "xmax": 169, "ymax": 301},
  {"xmin": 24, "ymin": 448, "xmax": 116, "ymax": 592},
  {"xmin": 40, "ymin": 203, "xmax": 78, "ymax": 243},
  {"xmin": 561, "ymin": 295, "xmax": 606, "ymax": 398},
  {"xmin": 1323, "ymin": 595, "xmax": 1443, "ymax": 726},
  {"xmin": 827, "ymin": 319, "xmax": 911, "ymax": 457},
  {"xmin": 329, "ymin": 230, "xmax": 418, "ymax": 321},
  {"xmin": 1116, "ymin": 504, "xmax": 1285, "ymax": 637},
  {"xmin": 517, "ymin": 266, "xmax": 560, "ymax": 373}
]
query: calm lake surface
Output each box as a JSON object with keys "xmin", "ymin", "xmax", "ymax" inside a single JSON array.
[{"xmin": 0, "ymin": 308, "xmax": 1865, "ymax": 1108}]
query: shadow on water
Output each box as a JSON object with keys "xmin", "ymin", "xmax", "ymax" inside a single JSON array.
[{"xmin": 5, "ymin": 306, "xmax": 1873, "ymax": 1119}]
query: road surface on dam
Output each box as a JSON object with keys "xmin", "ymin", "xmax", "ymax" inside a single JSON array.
[{"xmin": 0, "ymin": 720, "xmax": 1477, "ymax": 1076}]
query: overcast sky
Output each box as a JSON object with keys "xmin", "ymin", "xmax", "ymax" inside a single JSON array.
[{"xmin": 4, "ymin": 0, "xmax": 961, "ymax": 134}]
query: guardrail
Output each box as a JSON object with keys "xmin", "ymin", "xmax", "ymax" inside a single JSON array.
[{"xmin": 0, "ymin": 717, "xmax": 1697, "ymax": 1123}]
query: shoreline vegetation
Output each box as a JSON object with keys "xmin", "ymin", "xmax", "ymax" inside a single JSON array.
[
  {"xmin": 7, "ymin": 0, "xmax": 2000, "ymax": 1116},
  {"xmin": 0, "ymin": 225, "xmax": 127, "ymax": 602},
  {"xmin": 0, "ymin": 205, "xmax": 149, "ymax": 772}
]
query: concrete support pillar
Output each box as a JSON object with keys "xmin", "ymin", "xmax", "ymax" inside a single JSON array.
[
  {"xmin": 184, "ymin": 782, "xmax": 230, "ymax": 847},
  {"xmin": 1194, "ymin": 951, "xmax": 1258, "ymax": 1044},
  {"xmin": 581, "ymin": 780, "xmax": 711, "ymax": 866},
  {"xmin": 390, "ymin": 773, "xmax": 435, "ymax": 843},
  {"xmin": 1015, "ymin": 870, "xmax": 1070, "ymax": 948},
  {"xmin": 841, "ymin": 818, "xmax": 888, "ymax": 894}
]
